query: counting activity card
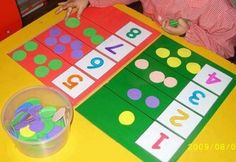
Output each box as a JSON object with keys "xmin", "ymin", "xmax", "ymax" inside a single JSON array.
[
  {"xmin": 77, "ymin": 35, "xmax": 235, "ymax": 161},
  {"xmin": 8, "ymin": 6, "xmax": 159, "ymax": 105},
  {"xmin": 7, "ymin": 5, "xmax": 235, "ymax": 162}
]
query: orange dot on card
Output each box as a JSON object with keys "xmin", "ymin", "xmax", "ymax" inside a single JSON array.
[
  {"xmin": 167, "ymin": 57, "xmax": 181, "ymax": 68},
  {"xmin": 155, "ymin": 48, "xmax": 170, "ymax": 58},
  {"xmin": 135, "ymin": 59, "xmax": 149, "ymax": 69},
  {"xmin": 149, "ymin": 71, "xmax": 165, "ymax": 83},
  {"xmin": 164, "ymin": 77, "xmax": 178, "ymax": 88},
  {"xmin": 177, "ymin": 48, "xmax": 191, "ymax": 58},
  {"xmin": 186, "ymin": 62, "xmax": 201, "ymax": 74}
]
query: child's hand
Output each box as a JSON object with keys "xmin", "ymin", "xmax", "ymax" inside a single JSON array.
[
  {"xmin": 56, "ymin": 0, "xmax": 89, "ymax": 20},
  {"xmin": 162, "ymin": 18, "xmax": 189, "ymax": 36}
]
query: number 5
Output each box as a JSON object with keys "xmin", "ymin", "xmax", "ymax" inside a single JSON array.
[{"xmin": 63, "ymin": 74, "xmax": 83, "ymax": 89}]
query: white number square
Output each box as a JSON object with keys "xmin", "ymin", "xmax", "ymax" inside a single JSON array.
[
  {"xmin": 135, "ymin": 122, "xmax": 184, "ymax": 162},
  {"xmin": 193, "ymin": 64, "xmax": 232, "ymax": 95},
  {"xmin": 115, "ymin": 21, "xmax": 152, "ymax": 46},
  {"xmin": 75, "ymin": 50, "xmax": 116, "ymax": 79},
  {"xmin": 176, "ymin": 81, "xmax": 218, "ymax": 116},
  {"xmin": 96, "ymin": 35, "xmax": 134, "ymax": 62},
  {"xmin": 52, "ymin": 66, "xmax": 94, "ymax": 98},
  {"xmin": 157, "ymin": 101, "xmax": 202, "ymax": 139}
]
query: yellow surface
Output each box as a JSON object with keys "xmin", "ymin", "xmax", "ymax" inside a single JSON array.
[{"xmin": 0, "ymin": 4, "xmax": 235, "ymax": 162}]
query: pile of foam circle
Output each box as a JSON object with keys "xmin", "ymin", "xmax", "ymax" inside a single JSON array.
[{"xmin": 9, "ymin": 98, "xmax": 66, "ymax": 142}]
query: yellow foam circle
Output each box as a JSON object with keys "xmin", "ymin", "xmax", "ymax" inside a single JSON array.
[
  {"xmin": 167, "ymin": 57, "xmax": 181, "ymax": 68},
  {"xmin": 119, "ymin": 111, "xmax": 135, "ymax": 125},
  {"xmin": 19, "ymin": 125, "xmax": 35, "ymax": 137},
  {"xmin": 155, "ymin": 48, "xmax": 170, "ymax": 58},
  {"xmin": 186, "ymin": 62, "xmax": 201, "ymax": 74},
  {"xmin": 177, "ymin": 48, "xmax": 192, "ymax": 58}
]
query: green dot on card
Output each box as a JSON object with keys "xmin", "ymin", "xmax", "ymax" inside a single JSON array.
[
  {"xmin": 91, "ymin": 35, "xmax": 104, "ymax": 44},
  {"xmin": 24, "ymin": 41, "xmax": 38, "ymax": 51},
  {"xmin": 34, "ymin": 54, "xmax": 47, "ymax": 64},
  {"xmin": 65, "ymin": 18, "xmax": 80, "ymax": 28},
  {"xmin": 35, "ymin": 66, "xmax": 49, "ymax": 78},
  {"xmin": 48, "ymin": 59, "xmax": 62, "ymax": 70},
  {"xmin": 83, "ymin": 28, "xmax": 96, "ymax": 37},
  {"xmin": 12, "ymin": 50, "xmax": 27, "ymax": 61}
]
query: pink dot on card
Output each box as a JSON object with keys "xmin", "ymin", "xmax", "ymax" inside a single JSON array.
[
  {"xmin": 149, "ymin": 71, "xmax": 165, "ymax": 83},
  {"xmin": 134, "ymin": 59, "xmax": 149, "ymax": 69},
  {"xmin": 164, "ymin": 77, "xmax": 177, "ymax": 88}
]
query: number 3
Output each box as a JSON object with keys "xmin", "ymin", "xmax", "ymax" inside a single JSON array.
[{"xmin": 189, "ymin": 90, "xmax": 206, "ymax": 105}]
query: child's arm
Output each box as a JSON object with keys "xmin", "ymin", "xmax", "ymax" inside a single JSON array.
[
  {"xmin": 161, "ymin": 15, "xmax": 235, "ymax": 59},
  {"xmin": 162, "ymin": 18, "xmax": 189, "ymax": 36},
  {"xmin": 184, "ymin": 22, "xmax": 236, "ymax": 59},
  {"xmin": 88, "ymin": 0, "xmax": 139, "ymax": 7},
  {"xmin": 56, "ymin": 0, "xmax": 138, "ymax": 20},
  {"xmin": 56, "ymin": 0, "xmax": 89, "ymax": 20}
]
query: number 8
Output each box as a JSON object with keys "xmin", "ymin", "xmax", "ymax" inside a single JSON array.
[{"xmin": 126, "ymin": 28, "xmax": 141, "ymax": 39}]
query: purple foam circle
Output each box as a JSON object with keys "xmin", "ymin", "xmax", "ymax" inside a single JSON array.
[
  {"xmin": 47, "ymin": 126, "xmax": 63, "ymax": 138},
  {"xmin": 29, "ymin": 119, "xmax": 44, "ymax": 132},
  {"xmin": 45, "ymin": 37, "xmax": 57, "ymax": 46},
  {"xmin": 127, "ymin": 88, "xmax": 142, "ymax": 100},
  {"xmin": 54, "ymin": 44, "xmax": 65, "ymax": 54},
  {"xmin": 49, "ymin": 27, "xmax": 61, "ymax": 37},
  {"xmin": 70, "ymin": 40, "xmax": 82, "ymax": 50},
  {"xmin": 145, "ymin": 96, "xmax": 160, "ymax": 108},
  {"xmin": 59, "ymin": 34, "xmax": 71, "ymax": 44},
  {"xmin": 71, "ymin": 50, "xmax": 84, "ymax": 59}
]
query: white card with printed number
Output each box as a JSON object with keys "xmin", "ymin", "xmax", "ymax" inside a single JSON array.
[
  {"xmin": 52, "ymin": 66, "xmax": 94, "ymax": 98},
  {"xmin": 136, "ymin": 121, "xmax": 184, "ymax": 162},
  {"xmin": 176, "ymin": 81, "xmax": 218, "ymax": 116},
  {"xmin": 96, "ymin": 35, "xmax": 134, "ymax": 62},
  {"xmin": 115, "ymin": 21, "xmax": 151, "ymax": 46},
  {"xmin": 75, "ymin": 50, "xmax": 116, "ymax": 79},
  {"xmin": 193, "ymin": 64, "xmax": 232, "ymax": 95},
  {"xmin": 157, "ymin": 101, "xmax": 202, "ymax": 139}
]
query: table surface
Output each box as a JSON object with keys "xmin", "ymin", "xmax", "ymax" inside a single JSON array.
[{"xmin": 0, "ymin": 4, "xmax": 236, "ymax": 162}]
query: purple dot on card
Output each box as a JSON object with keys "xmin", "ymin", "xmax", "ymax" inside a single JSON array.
[
  {"xmin": 45, "ymin": 37, "xmax": 57, "ymax": 46},
  {"xmin": 49, "ymin": 27, "xmax": 61, "ymax": 37},
  {"xmin": 29, "ymin": 119, "xmax": 44, "ymax": 132},
  {"xmin": 70, "ymin": 40, "xmax": 82, "ymax": 50},
  {"xmin": 145, "ymin": 96, "xmax": 160, "ymax": 108},
  {"xmin": 127, "ymin": 88, "xmax": 142, "ymax": 100},
  {"xmin": 59, "ymin": 34, "xmax": 71, "ymax": 44},
  {"xmin": 54, "ymin": 44, "xmax": 65, "ymax": 54},
  {"xmin": 47, "ymin": 126, "xmax": 63, "ymax": 138},
  {"xmin": 71, "ymin": 50, "xmax": 83, "ymax": 59}
]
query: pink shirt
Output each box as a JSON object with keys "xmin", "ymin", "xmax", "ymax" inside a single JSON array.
[{"xmin": 89, "ymin": 0, "xmax": 236, "ymax": 58}]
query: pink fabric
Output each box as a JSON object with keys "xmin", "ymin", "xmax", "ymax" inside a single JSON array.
[{"xmin": 89, "ymin": 0, "xmax": 236, "ymax": 58}]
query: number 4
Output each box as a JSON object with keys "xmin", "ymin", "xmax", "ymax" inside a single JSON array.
[{"xmin": 206, "ymin": 72, "xmax": 221, "ymax": 84}]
